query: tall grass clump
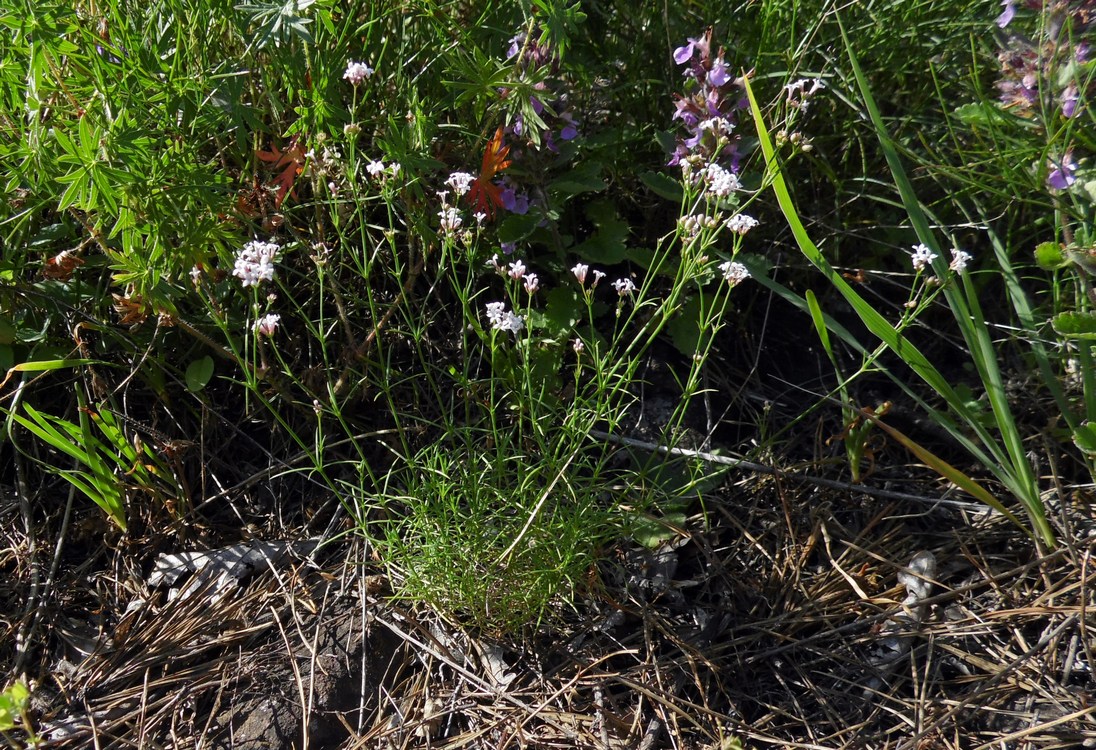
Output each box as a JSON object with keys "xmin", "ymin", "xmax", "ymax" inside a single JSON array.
[{"xmin": 740, "ymin": 2, "xmax": 1096, "ymax": 547}]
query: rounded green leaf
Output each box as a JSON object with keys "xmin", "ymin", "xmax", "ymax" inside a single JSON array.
[
  {"xmin": 1051, "ymin": 311, "xmax": 1096, "ymax": 339},
  {"xmin": 185, "ymin": 356, "xmax": 215, "ymax": 392},
  {"xmin": 1034, "ymin": 241, "xmax": 1068, "ymax": 270},
  {"xmin": 1073, "ymin": 423, "xmax": 1096, "ymax": 457}
]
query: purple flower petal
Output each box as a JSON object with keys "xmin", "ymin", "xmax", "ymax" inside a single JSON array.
[
  {"xmin": 1047, "ymin": 154, "xmax": 1078, "ymax": 190},
  {"xmin": 996, "ymin": 0, "xmax": 1015, "ymax": 28},
  {"xmin": 499, "ymin": 184, "xmax": 530, "ymax": 214},
  {"xmin": 1062, "ymin": 83, "xmax": 1080, "ymax": 118},
  {"xmin": 708, "ymin": 58, "xmax": 731, "ymax": 87},
  {"xmin": 673, "ymin": 39, "xmax": 696, "ymax": 65}
]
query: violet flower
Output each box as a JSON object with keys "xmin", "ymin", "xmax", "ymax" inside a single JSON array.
[{"xmin": 1047, "ymin": 152, "xmax": 1078, "ymax": 190}]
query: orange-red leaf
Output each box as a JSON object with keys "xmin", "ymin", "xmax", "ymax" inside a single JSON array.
[
  {"xmin": 256, "ymin": 136, "xmax": 306, "ymax": 208},
  {"xmin": 466, "ymin": 126, "xmax": 512, "ymax": 219}
]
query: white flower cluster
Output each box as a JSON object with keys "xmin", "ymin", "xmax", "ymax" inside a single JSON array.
[
  {"xmin": 785, "ymin": 78, "xmax": 826, "ymax": 110},
  {"xmin": 254, "ymin": 313, "xmax": 281, "ymax": 336},
  {"xmin": 233, "ymin": 240, "xmax": 280, "ymax": 287},
  {"xmin": 485, "ymin": 302, "xmax": 525, "ymax": 335},
  {"xmin": 571, "ymin": 263, "xmax": 606, "ymax": 287},
  {"xmin": 612, "ymin": 278, "xmax": 636, "ymax": 296},
  {"xmin": 343, "ymin": 60, "xmax": 374, "ymax": 85},
  {"xmin": 910, "ymin": 243, "xmax": 938, "ymax": 272},
  {"xmin": 719, "ymin": 260, "xmax": 750, "ymax": 286},
  {"xmin": 438, "ymin": 206, "xmax": 463, "ymax": 235},
  {"xmin": 446, "ymin": 171, "xmax": 475, "ymax": 196},
  {"xmin": 725, "ymin": 213, "xmax": 758, "ymax": 235},
  {"xmin": 949, "ymin": 248, "xmax": 972, "ymax": 273},
  {"xmin": 698, "ymin": 117, "xmax": 734, "ymax": 137},
  {"xmin": 364, "ymin": 159, "xmax": 401, "ymax": 184},
  {"xmin": 703, "ymin": 163, "xmax": 740, "ymax": 197}
]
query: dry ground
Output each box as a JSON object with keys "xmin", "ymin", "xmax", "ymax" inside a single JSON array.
[{"xmin": 3, "ymin": 462, "xmax": 1095, "ymax": 749}]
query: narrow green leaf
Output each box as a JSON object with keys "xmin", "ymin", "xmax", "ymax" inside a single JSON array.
[
  {"xmin": 860, "ymin": 410, "xmax": 1029, "ymax": 538},
  {"xmin": 805, "ymin": 289, "xmax": 832, "ymax": 357}
]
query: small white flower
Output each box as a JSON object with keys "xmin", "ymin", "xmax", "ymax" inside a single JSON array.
[
  {"xmin": 474, "ymin": 211, "xmax": 487, "ymax": 226},
  {"xmin": 190, "ymin": 266, "xmax": 202, "ymax": 284},
  {"xmin": 523, "ymin": 273, "xmax": 539, "ymax": 294},
  {"xmin": 486, "ymin": 253, "xmax": 501, "ymax": 271},
  {"xmin": 571, "ymin": 263, "xmax": 589, "ymax": 284},
  {"xmin": 500, "ymin": 311, "xmax": 525, "ymax": 334},
  {"xmin": 718, "ymin": 260, "xmax": 750, "ymax": 286},
  {"xmin": 366, "ymin": 159, "xmax": 387, "ymax": 177},
  {"xmin": 726, "ymin": 213, "xmax": 759, "ymax": 235},
  {"xmin": 233, "ymin": 240, "xmax": 280, "ymax": 287},
  {"xmin": 698, "ymin": 117, "xmax": 734, "ymax": 136},
  {"xmin": 254, "ymin": 313, "xmax": 281, "ymax": 336},
  {"xmin": 343, "ymin": 60, "xmax": 374, "ymax": 85},
  {"xmin": 703, "ymin": 163, "xmax": 740, "ymax": 197},
  {"xmin": 485, "ymin": 303, "xmax": 524, "ymax": 335},
  {"xmin": 572, "ymin": 338, "xmax": 585, "ymax": 353},
  {"xmin": 388, "ymin": 163, "xmax": 401, "ymax": 177},
  {"xmin": 612, "ymin": 278, "xmax": 636, "ymax": 296},
  {"xmin": 910, "ymin": 243, "xmax": 938, "ymax": 272},
  {"xmin": 785, "ymin": 78, "xmax": 826, "ymax": 110},
  {"xmin": 438, "ymin": 206, "xmax": 463, "ymax": 234},
  {"xmin": 446, "ymin": 171, "xmax": 475, "ymax": 196},
  {"xmin": 485, "ymin": 302, "xmax": 507, "ymax": 327},
  {"xmin": 949, "ymin": 248, "xmax": 972, "ymax": 273},
  {"xmin": 592, "ymin": 269, "xmax": 606, "ymax": 286},
  {"xmin": 507, "ymin": 260, "xmax": 526, "ymax": 280}
]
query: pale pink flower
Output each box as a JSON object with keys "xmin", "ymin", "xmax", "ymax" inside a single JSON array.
[
  {"xmin": 718, "ymin": 260, "xmax": 750, "ymax": 286},
  {"xmin": 523, "ymin": 273, "xmax": 539, "ymax": 294},
  {"xmin": 438, "ymin": 207, "xmax": 463, "ymax": 235},
  {"xmin": 612, "ymin": 278, "xmax": 636, "ymax": 296},
  {"xmin": 571, "ymin": 263, "xmax": 589, "ymax": 284},
  {"xmin": 507, "ymin": 260, "xmax": 526, "ymax": 280},
  {"xmin": 446, "ymin": 171, "xmax": 475, "ymax": 196},
  {"xmin": 726, "ymin": 213, "xmax": 758, "ymax": 235},
  {"xmin": 233, "ymin": 240, "xmax": 280, "ymax": 287},
  {"xmin": 949, "ymin": 249, "xmax": 972, "ymax": 273},
  {"xmin": 343, "ymin": 60, "xmax": 374, "ymax": 85},
  {"xmin": 254, "ymin": 313, "xmax": 281, "ymax": 336}
]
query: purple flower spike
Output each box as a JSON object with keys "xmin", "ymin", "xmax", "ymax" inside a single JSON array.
[
  {"xmin": 1047, "ymin": 153, "xmax": 1078, "ymax": 191},
  {"xmin": 996, "ymin": 0, "xmax": 1015, "ymax": 29}
]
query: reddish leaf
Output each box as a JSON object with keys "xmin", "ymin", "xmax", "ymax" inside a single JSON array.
[
  {"xmin": 466, "ymin": 126, "xmax": 512, "ymax": 219},
  {"xmin": 256, "ymin": 136, "xmax": 306, "ymax": 208}
]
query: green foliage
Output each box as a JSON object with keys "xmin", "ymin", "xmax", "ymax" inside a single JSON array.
[
  {"xmin": 0, "ymin": 682, "xmax": 29, "ymax": 732},
  {"xmin": 4, "ymin": 0, "xmax": 1092, "ymax": 633}
]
